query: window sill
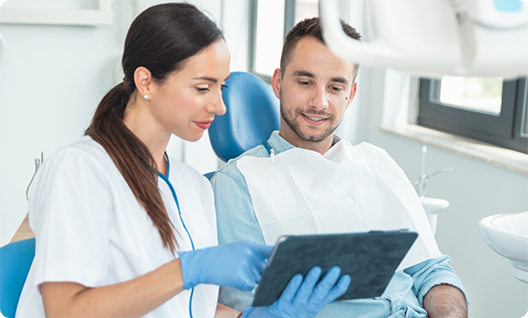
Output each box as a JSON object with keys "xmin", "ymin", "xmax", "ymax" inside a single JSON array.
[{"xmin": 379, "ymin": 124, "xmax": 528, "ymax": 175}]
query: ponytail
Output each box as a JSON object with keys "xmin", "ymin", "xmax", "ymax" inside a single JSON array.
[
  {"xmin": 86, "ymin": 83, "xmax": 178, "ymax": 254},
  {"xmin": 85, "ymin": 3, "xmax": 224, "ymax": 255}
]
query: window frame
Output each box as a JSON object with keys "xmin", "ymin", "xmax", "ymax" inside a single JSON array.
[
  {"xmin": 248, "ymin": 0, "xmax": 296, "ymax": 84},
  {"xmin": 417, "ymin": 78, "xmax": 528, "ymax": 154}
]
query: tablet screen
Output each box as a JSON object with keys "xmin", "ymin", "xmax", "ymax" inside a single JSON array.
[{"xmin": 252, "ymin": 230, "xmax": 418, "ymax": 307}]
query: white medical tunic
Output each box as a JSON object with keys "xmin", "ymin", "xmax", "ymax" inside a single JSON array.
[{"xmin": 16, "ymin": 136, "xmax": 219, "ymax": 318}]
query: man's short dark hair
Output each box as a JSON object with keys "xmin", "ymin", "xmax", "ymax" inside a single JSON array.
[{"xmin": 280, "ymin": 17, "xmax": 362, "ymax": 80}]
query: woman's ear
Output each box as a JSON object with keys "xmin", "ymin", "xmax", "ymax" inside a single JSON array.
[{"xmin": 134, "ymin": 67, "xmax": 153, "ymax": 99}]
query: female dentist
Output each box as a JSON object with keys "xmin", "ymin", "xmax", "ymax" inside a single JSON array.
[{"xmin": 15, "ymin": 3, "xmax": 350, "ymax": 318}]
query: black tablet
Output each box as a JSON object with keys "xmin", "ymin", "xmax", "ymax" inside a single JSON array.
[{"xmin": 252, "ymin": 230, "xmax": 418, "ymax": 307}]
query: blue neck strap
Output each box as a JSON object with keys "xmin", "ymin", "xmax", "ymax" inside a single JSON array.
[{"xmin": 263, "ymin": 141, "xmax": 273, "ymax": 155}]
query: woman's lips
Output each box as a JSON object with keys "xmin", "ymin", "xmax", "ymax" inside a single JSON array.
[{"xmin": 195, "ymin": 120, "xmax": 213, "ymax": 130}]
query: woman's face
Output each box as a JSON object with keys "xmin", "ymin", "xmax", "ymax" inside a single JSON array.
[{"xmin": 148, "ymin": 40, "xmax": 230, "ymax": 142}]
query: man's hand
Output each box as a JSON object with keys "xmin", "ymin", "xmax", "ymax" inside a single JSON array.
[{"xmin": 423, "ymin": 284, "xmax": 468, "ymax": 318}]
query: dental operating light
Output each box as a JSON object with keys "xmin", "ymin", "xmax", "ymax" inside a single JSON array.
[{"xmin": 319, "ymin": 0, "xmax": 528, "ymax": 79}]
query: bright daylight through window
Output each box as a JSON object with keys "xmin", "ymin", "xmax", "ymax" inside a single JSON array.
[
  {"xmin": 250, "ymin": 0, "xmax": 319, "ymax": 81},
  {"xmin": 418, "ymin": 77, "xmax": 528, "ymax": 154},
  {"xmin": 435, "ymin": 77, "xmax": 503, "ymax": 116}
]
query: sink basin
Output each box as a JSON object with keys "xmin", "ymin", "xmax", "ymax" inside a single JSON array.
[{"xmin": 479, "ymin": 212, "xmax": 528, "ymax": 284}]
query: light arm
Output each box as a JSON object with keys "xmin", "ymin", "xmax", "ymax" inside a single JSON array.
[
  {"xmin": 42, "ymin": 239, "xmax": 273, "ymax": 318},
  {"xmin": 404, "ymin": 256, "xmax": 469, "ymax": 317},
  {"xmin": 41, "ymin": 259, "xmax": 184, "ymax": 318},
  {"xmin": 423, "ymin": 284, "xmax": 468, "ymax": 318},
  {"xmin": 215, "ymin": 303, "xmax": 240, "ymax": 318}
]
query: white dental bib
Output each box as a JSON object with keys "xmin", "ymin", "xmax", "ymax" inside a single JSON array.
[{"xmin": 237, "ymin": 140, "xmax": 441, "ymax": 271}]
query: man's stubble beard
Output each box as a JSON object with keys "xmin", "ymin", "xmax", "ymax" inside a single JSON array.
[{"xmin": 279, "ymin": 96, "xmax": 341, "ymax": 143}]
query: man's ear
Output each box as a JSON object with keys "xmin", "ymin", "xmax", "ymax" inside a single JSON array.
[
  {"xmin": 134, "ymin": 66, "xmax": 153, "ymax": 99},
  {"xmin": 346, "ymin": 82, "xmax": 358, "ymax": 109},
  {"xmin": 271, "ymin": 68, "xmax": 282, "ymax": 99}
]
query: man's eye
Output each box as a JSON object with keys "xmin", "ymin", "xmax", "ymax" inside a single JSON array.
[
  {"xmin": 299, "ymin": 81, "xmax": 310, "ymax": 86},
  {"xmin": 330, "ymin": 86, "xmax": 343, "ymax": 92},
  {"xmin": 221, "ymin": 84, "xmax": 228, "ymax": 91}
]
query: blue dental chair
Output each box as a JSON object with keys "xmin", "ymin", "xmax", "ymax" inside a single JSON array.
[
  {"xmin": 0, "ymin": 238, "xmax": 36, "ymax": 318},
  {"xmin": 208, "ymin": 71, "xmax": 280, "ymax": 163}
]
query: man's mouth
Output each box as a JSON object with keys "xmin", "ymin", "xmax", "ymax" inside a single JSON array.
[
  {"xmin": 304, "ymin": 115, "xmax": 325, "ymax": 121},
  {"xmin": 301, "ymin": 113, "xmax": 330, "ymax": 124}
]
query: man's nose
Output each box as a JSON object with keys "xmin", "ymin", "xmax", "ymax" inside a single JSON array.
[{"xmin": 308, "ymin": 85, "xmax": 329, "ymax": 110}]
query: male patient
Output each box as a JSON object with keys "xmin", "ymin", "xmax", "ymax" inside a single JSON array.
[{"xmin": 210, "ymin": 17, "xmax": 468, "ymax": 318}]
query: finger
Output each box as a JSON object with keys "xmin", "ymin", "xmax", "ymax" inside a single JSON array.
[
  {"xmin": 258, "ymin": 259, "xmax": 267, "ymax": 276},
  {"xmin": 248, "ymin": 251, "xmax": 270, "ymax": 282},
  {"xmin": 238, "ymin": 266, "xmax": 260, "ymax": 291},
  {"xmin": 293, "ymin": 266, "xmax": 322, "ymax": 306},
  {"xmin": 251, "ymin": 247, "xmax": 270, "ymax": 276},
  {"xmin": 255, "ymin": 242, "xmax": 274, "ymax": 258},
  {"xmin": 251, "ymin": 266, "xmax": 263, "ymax": 284},
  {"xmin": 236, "ymin": 274, "xmax": 255, "ymax": 292},
  {"xmin": 323, "ymin": 274, "xmax": 351, "ymax": 303},
  {"xmin": 278, "ymin": 274, "xmax": 303, "ymax": 304},
  {"xmin": 237, "ymin": 283, "xmax": 254, "ymax": 292},
  {"xmin": 308, "ymin": 266, "xmax": 341, "ymax": 302}
]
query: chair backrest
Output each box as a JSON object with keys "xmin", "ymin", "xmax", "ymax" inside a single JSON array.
[
  {"xmin": 0, "ymin": 238, "xmax": 35, "ymax": 318},
  {"xmin": 208, "ymin": 72, "xmax": 280, "ymax": 163}
]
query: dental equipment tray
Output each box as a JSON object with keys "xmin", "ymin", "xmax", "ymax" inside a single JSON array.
[{"xmin": 252, "ymin": 230, "xmax": 418, "ymax": 307}]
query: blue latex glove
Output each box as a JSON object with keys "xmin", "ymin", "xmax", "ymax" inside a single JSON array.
[
  {"xmin": 242, "ymin": 266, "xmax": 351, "ymax": 318},
  {"xmin": 177, "ymin": 241, "xmax": 273, "ymax": 291}
]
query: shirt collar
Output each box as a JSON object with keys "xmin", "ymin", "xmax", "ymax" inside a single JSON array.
[{"xmin": 266, "ymin": 131, "xmax": 342, "ymax": 155}]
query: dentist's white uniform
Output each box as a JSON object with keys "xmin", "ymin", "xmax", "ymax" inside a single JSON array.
[{"xmin": 16, "ymin": 136, "xmax": 219, "ymax": 318}]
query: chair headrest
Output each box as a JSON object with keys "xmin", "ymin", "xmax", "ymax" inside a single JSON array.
[
  {"xmin": 0, "ymin": 238, "xmax": 35, "ymax": 318},
  {"xmin": 209, "ymin": 72, "xmax": 280, "ymax": 162}
]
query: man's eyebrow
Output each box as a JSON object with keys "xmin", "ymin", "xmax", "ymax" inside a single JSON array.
[
  {"xmin": 292, "ymin": 70, "xmax": 315, "ymax": 78},
  {"xmin": 193, "ymin": 76, "xmax": 218, "ymax": 83},
  {"xmin": 330, "ymin": 76, "xmax": 349, "ymax": 85},
  {"xmin": 293, "ymin": 71, "xmax": 349, "ymax": 85}
]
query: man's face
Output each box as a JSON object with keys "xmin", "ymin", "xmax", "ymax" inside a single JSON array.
[{"xmin": 272, "ymin": 37, "xmax": 357, "ymax": 150}]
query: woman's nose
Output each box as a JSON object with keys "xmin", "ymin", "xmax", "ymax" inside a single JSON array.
[{"xmin": 208, "ymin": 89, "xmax": 227, "ymax": 116}]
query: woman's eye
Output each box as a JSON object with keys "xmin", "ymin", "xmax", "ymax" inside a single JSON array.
[
  {"xmin": 221, "ymin": 84, "xmax": 228, "ymax": 91},
  {"xmin": 196, "ymin": 87, "xmax": 209, "ymax": 92}
]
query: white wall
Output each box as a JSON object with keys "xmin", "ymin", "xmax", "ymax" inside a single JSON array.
[
  {"xmin": 348, "ymin": 67, "xmax": 528, "ymax": 317},
  {"xmin": 1, "ymin": 0, "xmax": 126, "ymax": 246},
  {"xmin": 0, "ymin": 0, "xmax": 232, "ymax": 246},
  {"xmin": 2, "ymin": 1, "xmax": 527, "ymax": 317}
]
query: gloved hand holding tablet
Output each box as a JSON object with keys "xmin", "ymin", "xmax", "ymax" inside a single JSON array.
[{"xmin": 251, "ymin": 230, "xmax": 418, "ymax": 307}]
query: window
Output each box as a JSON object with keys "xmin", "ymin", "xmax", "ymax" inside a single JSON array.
[
  {"xmin": 418, "ymin": 77, "xmax": 528, "ymax": 154},
  {"xmin": 248, "ymin": 0, "xmax": 319, "ymax": 83}
]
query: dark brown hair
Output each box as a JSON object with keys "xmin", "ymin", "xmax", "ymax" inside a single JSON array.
[
  {"xmin": 85, "ymin": 3, "xmax": 223, "ymax": 254},
  {"xmin": 280, "ymin": 17, "xmax": 362, "ymax": 80}
]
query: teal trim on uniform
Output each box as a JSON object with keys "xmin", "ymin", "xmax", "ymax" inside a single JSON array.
[{"xmin": 158, "ymin": 155, "xmax": 195, "ymax": 318}]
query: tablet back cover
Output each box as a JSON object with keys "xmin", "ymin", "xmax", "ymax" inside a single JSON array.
[{"xmin": 252, "ymin": 231, "xmax": 418, "ymax": 307}]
